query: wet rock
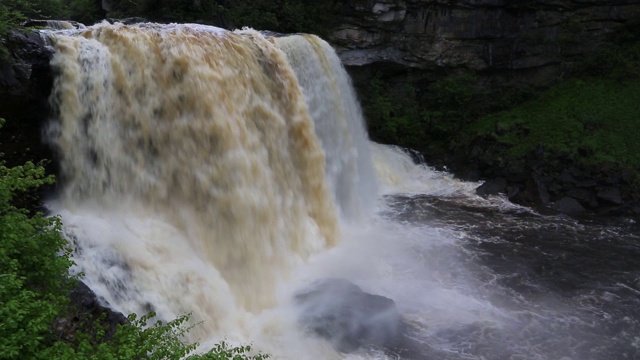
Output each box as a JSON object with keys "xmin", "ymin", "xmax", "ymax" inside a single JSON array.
[
  {"xmin": 295, "ymin": 279, "xmax": 424, "ymax": 358},
  {"xmin": 537, "ymin": 183, "xmax": 551, "ymax": 205},
  {"xmin": 597, "ymin": 186, "xmax": 622, "ymax": 205},
  {"xmin": 476, "ymin": 177, "xmax": 507, "ymax": 197},
  {"xmin": 296, "ymin": 279, "xmax": 401, "ymax": 353},
  {"xmin": 54, "ymin": 280, "xmax": 128, "ymax": 342},
  {"xmin": 506, "ymin": 185, "xmax": 520, "ymax": 199},
  {"xmin": 557, "ymin": 169, "xmax": 577, "ymax": 185},
  {"xmin": 567, "ymin": 188, "xmax": 599, "ymax": 209},
  {"xmin": 577, "ymin": 179, "xmax": 597, "ymax": 188},
  {"xmin": 550, "ymin": 197, "xmax": 586, "ymax": 216}
]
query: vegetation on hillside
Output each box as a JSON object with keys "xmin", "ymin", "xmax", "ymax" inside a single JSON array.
[
  {"xmin": 468, "ymin": 79, "xmax": 640, "ymax": 170},
  {"xmin": 0, "ymin": 118, "xmax": 268, "ymax": 359},
  {"xmin": 462, "ymin": 20, "xmax": 640, "ymax": 172},
  {"xmin": 106, "ymin": 0, "xmax": 340, "ymax": 35},
  {"xmin": 361, "ymin": 20, "xmax": 640, "ymax": 181},
  {"xmin": 360, "ymin": 71, "xmax": 535, "ymax": 157}
]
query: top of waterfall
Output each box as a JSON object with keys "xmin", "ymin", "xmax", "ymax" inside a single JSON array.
[{"xmin": 41, "ymin": 21, "xmax": 230, "ymax": 37}]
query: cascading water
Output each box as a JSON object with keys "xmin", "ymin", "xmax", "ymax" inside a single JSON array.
[
  {"xmin": 44, "ymin": 22, "xmax": 640, "ymax": 360},
  {"xmin": 274, "ymin": 34, "xmax": 377, "ymax": 221},
  {"xmin": 46, "ymin": 22, "xmax": 343, "ymax": 338}
]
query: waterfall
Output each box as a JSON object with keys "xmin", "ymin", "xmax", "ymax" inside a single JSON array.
[
  {"xmin": 44, "ymin": 22, "xmax": 624, "ymax": 360},
  {"xmin": 45, "ymin": 22, "xmax": 376, "ymax": 346},
  {"xmin": 274, "ymin": 34, "xmax": 377, "ymax": 221}
]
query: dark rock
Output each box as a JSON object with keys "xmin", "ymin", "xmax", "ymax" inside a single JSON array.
[
  {"xmin": 550, "ymin": 197, "xmax": 586, "ymax": 216},
  {"xmin": 557, "ymin": 169, "xmax": 577, "ymax": 184},
  {"xmin": 567, "ymin": 188, "xmax": 599, "ymax": 209},
  {"xmin": 0, "ymin": 30, "xmax": 55, "ymax": 149},
  {"xmin": 476, "ymin": 177, "xmax": 507, "ymax": 197},
  {"xmin": 548, "ymin": 182, "xmax": 563, "ymax": 196},
  {"xmin": 0, "ymin": 29, "xmax": 56, "ymax": 211},
  {"xmin": 533, "ymin": 174, "xmax": 551, "ymax": 205},
  {"xmin": 56, "ymin": 280, "xmax": 128, "ymax": 342},
  {"xmin": 295, "ymin": 279, "xmax": 425, "ymax": 358},
  {"xmin": 577, "ymin": 179, "xmax": 597, "ymax": 188},
  {"xmin": 597, "ymin": 186, "xmax": 623, "ymax": 205},
  {"xmin": 621, "ymin": 168, "xmax": 636, "ymax": 183},
  {"xmin": 333, "ymin": 0, "xmax": 640, "ymax": 88},
  {"xmin": 506, "ymin": 185, "xmax": 520, "ymax": 199}
]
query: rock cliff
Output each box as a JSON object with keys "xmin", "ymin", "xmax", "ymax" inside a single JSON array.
[
  {"xmin": 331, "ymin": 0, "xmax": 640, "ymax": 85},
  {"xmin": 0, "ymin": 30, "xmax": 55, "ymax": 181}
]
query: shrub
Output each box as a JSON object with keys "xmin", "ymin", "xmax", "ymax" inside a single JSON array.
[{"xmin": 0, "ymin": 117, "xmax": 73, "ymax": 359}]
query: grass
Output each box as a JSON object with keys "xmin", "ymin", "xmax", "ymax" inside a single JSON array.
[{"xmin": 468, "ymin": 78, "xmax": 640, "ymax": 170}]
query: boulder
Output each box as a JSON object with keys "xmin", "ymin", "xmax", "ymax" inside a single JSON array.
[
  {"xmin": 476, "ymin": 177, "xmax": 507, "ymax": 197},
  {"xmin": 550, "ymin": 197, "xmax": 586, "ymax": 216},
  {"xmin": 597, "ymin": 186, "xmax": 623, "ymax": 205},
  {"xmin": 295, "ymin": 278, "xmax": 425, "ymax": 358}
]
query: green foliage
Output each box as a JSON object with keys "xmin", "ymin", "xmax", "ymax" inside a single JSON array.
[
  {"xmin": 227, "ymin": 0, "xmax": 340, "ymax": 35},
  {"xmin": 0, "ymin": 119, "xmax": 73, "ymax": 359},
  {"xmin": 468, "ymin": 79, "xmax": 640, "ymax": 169},
  {"xmin": 0, "ymin": 1, "xmax": 25, "ymax": 58},
  {"xmin": 462, "ymin": 21, "xmax": 640, "ymax": 173},
  {"xmin": 66, "ymin": 0, "xmax": 105, "ymax": 26},
  {"xmin": 42, "ymin": 312, "xmax": 269, "ymax": 359},
  {"xmin": 361, "ymin": 72, "xmax": 488, "ymax": 153},
  {"xmin": 106, "ymin": 0, "xmax": 340, "ymax": 35},
  {"xmin": 0, "ymin": 117, "xmax": 269, "ymax": 359},
  {"xmin": 360, "ymin": 73, "xmax": 426, "ymax": 149},
  {"xmin": 107, "ymin": 0, "xmax": 227, "ymax": 24},
  {"xmin": 0, "ymin": 0, "xmax": 101, "ymax": 23},
  {"xmin": 421, "ymin": 73, "xmax": 478, "ymax": 146},
  {"xmin": 0, "ymin": 0, "xmax": 102, "ymax": 58}
]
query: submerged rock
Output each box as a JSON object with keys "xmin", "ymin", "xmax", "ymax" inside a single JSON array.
[{"xmin": 295, "ymin": 278, "xmax": 426, "ymax": 358}]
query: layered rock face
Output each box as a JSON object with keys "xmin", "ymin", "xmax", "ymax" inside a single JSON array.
[{"xmin": 331, "ymin": 0, "xmax": 640, "ymax": 85}]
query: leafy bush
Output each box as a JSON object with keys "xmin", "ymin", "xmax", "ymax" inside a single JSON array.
[
  {"xmin": 43, "ymin": 312, "xmax": 269, "ymax": 359},
  {"xmin": 0, "ymin": 117, "xmax": 73, "ymax": 359}
]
